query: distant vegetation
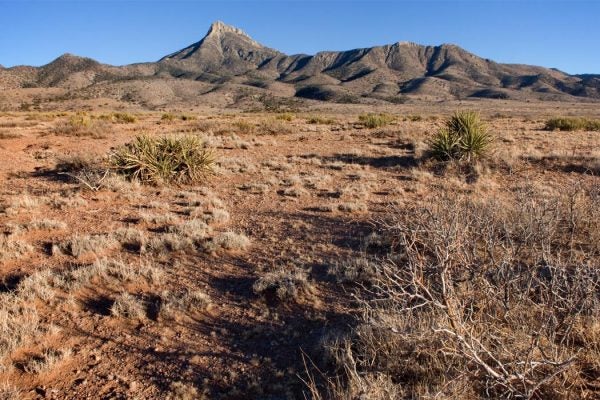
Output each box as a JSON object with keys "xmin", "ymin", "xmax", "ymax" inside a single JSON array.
[
  {"xmin": 111, "ymin": 135, "xmax": 214, "ymax": 184},
  {"xmin": 52, "ymin": 113, "xmax": 110, "ymax": 138},
  {"xmin": 99, "ymin": 112, "xmax": 137, "ymax": 124},
  {"xmin": 275, "ymin": 113, "xmax": 295, "ymax": 121},
  {"xmin": 306, "ymin": 116, "xmax": 336, "ymax": 125},
  {"xmin": 161, "ymin": 113, "xmax": 197, "ymax": 122},
  {"xmin": 358, "ymin": 113, "xmax": 394, "ymax": 128},
  {"xmin": 544, "ymin": 117, "xmax": 600, "ymax": 131}
]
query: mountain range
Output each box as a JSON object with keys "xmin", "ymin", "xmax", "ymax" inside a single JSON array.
[{"xmin": 2, "ymin": 21, "xmax": 599, "ymax": 108}]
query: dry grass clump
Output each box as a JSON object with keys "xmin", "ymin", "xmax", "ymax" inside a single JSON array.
[
  {"xmin": 15, "ymin": 270, "xmax": 56, "ymax": 301},
  {"xmin": 0, "ymin": 235, "xmax": 33, "ymax": 261},
  {"xmin": 114, "ymin": 228, "xmax": 147, "ymax": 253},
  {"xmin": 20, "ymin": 219, "xmax": 67, "ymax": 231},
  {"xmin": 329, "ymin": 257, "xmax": 377, "ymax": 284},
  {"xmin": 257, "ymin": 119, "xmax": 293, "ymax": 135},
  {"xmin": 405, "ymin": 114, "xmax": 423, "ymax": 121},
  {"xmin": 48, "ymin": 194, "xmax": 87, "ymax": 210},
  {"xmin": 307, "ymin": 116, "xmax": 336, "ymax": 125},
  {"xmin": 161, "ymin": 113, "xmax": 176, "ymax": 122},
  {"xmin": 0, "ymin": 132, "xmax": 21, "ymax": 139},
  {"xmin": 544, "ymin": 117, "xmax": 600, "ymax": 131},
  {"xmin": 237, "ymin": 183, "xmax": 270, "ymax": 194},
  {"xmin": 205, "ymin": 231, "xmax": 250, "ymax": 253},
  {"xmin": 98, "ymin": 258, "xmax": 164, "ymax": 284},
  {"xmin": 337, "ymin": 202, "xmax": 368, "ymax": 213},
  {"xmin": 276, "ymin": 113, "xmax": 295, "ymax": 121},
  {"xmin": 19, "ymin": 348, "xmax": 71, "ymax": 374},
  {"xmin": 168, "ymin": 381, "xmax": 200, "ymax": 400},
  {"xmin": 111, "ymin": 292, "xmax": 146, "ymax": 319},
  {"xmin": 0, "ymin": 383, "xmax": 20, "ymax": 399},
  {"xmin": 139, "ymin": 211, "xmax": 179, "ymax": 225},
  {"xmin": 279, "ymin": 187, "xmax": 309, "ymax": 198},
  {"xmin": 312, "ymin": 184, "xmax": 600, "ymax": 398},
  {"xmin": 99, "ymin": 112, "xmax": 137, "ymax": 124},
  {"xmin": 54, "ymin": 154, "xmax": 115, "ymax": 191},
  {"xmin": 101, "ymin": 173, "xmax": 142, "ymax": 193},
  {"xmin": 232, "ymin": 120, "xmax": 255, "ymax": 134},
  {"xmin": 111, "ymin": 135, "xmax": 214, "ymax": 185},
  {"xmin": 161, "ymin": 113, "xmax": 197, "ymax": 122},
  {"xmin": 0, "ymin": 294, "xmax": 41, "ymax": 359},
  {"xmin": 146, "ymin": 214, "xmax": 217, "ymax": 254},
  {"xmin": 358, "ymin": 113, "xmax": 394, "ymax": 128},
  {"xmin": 253, "ymin": 267, "xmax": 313, "ymax": 302},
  {"xmin": 5, "ymin": 194, "xmax": 40, "ymax": 213},
  {"xmin": 199, "ymin": 208, "xmax": 230, "ymax": 225},
  {"xmin": 57, "ymin": 233, "xmax": 118, "ymax": 258},
  {"xmin": 159, "ymin": 289, "xmax": 211, "ymax": 319},
  {"xmin": 53, "ymin": 258, "xmax": 163, "ymax": 291},
  {"xmin": 53, "ymin": 113, "xmax": 110, "ymax": 138},
  {"xmin": 166, "ymin": 219, "xmax": 213, "ymax": 241},
  {"xmin": 428, "ymin": 110, "xmax": 493, "ymax": 162},
  {"xmin": 148, "ymin": 234, "xmax": 194, "ymax": 253}
]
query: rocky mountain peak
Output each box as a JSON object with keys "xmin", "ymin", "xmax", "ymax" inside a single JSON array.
[{"xmin": 206, "ymin": 21, "xmax": 249, "ymax": 38}]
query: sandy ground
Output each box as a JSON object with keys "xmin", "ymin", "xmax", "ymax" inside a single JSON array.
[{"xmin": 0, "ymin": 100, "xmax": 598, "ymax": 399}]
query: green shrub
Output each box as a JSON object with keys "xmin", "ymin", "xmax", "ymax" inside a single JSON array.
[
  {"xmin": 406, "ymin": 114, "xmax": 422, "ymax": 122},
  {"xmin": 161, "ymin": 113, "xmax": 176, "ymax": 122},
  {"xmin": 233, "ymin": 120, "xmax": 255, "ymax": 134},
  {"xmin": 544, "ymin": 117, "xmax": 600, "ymax": 131},
  {"xmin": 275, "ymin": 113, "xmax": 294, "ymax": 122},
  {"xmin": 111, "ymin": 135, "xmax": 214, "ymax": 185},
  {"xmin": 160, "ymin": 113, "xmax": 197, "ymax": 122},
  {"xmin": 179, "ymin": 114, "xmax": 197, "ymax": 121},
  {"xmin": 99, "ymin": 112, "xmax": 137, "ymax": 124},
  {"xmin": 306, "ymin": 116, "xmax": 335, "ymax": 125},
  {"xmin": 53, "ymin": 113, "xmax": 109, "ymax": 138},
  {"xmin": 67, "ymin": 113, "xmax": 93, "ymax": 128},
  {"xmin": 429, "ymin": 111, "xmax": 492, "ymax": 162},
  {"xmin": 358, "ymin": 113, "xmax": 394, "ymax": 128}
]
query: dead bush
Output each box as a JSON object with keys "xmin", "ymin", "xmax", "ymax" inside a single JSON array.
[{"xmin": 311, "ymin": 184, "xmax": 600, "ymax": 398}]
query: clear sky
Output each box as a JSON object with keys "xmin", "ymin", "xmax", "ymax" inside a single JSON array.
[{"xmin": 0, "ymin": 0, "xmax": 598, "ymax": 74}]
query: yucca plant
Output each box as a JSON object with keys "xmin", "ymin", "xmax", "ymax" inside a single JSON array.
[
  {"xmin": 111, "ymin": 135, "xmax": 214, "ymax": 184},
  {"xmin": 429, "ymin": 111, "xmax": 492, "ymax": 162},
  {"xmin": 429, "ymin": 128, "xmax": 461, "ymax": 160}
]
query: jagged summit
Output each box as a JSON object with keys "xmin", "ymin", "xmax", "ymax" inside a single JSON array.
[
  {"xmin": 206, "ymin": 20, "xmax": 251, "ymax": 39},
  {"xmin": 158, "ymin": 21, "xmax": 280, "ymax": 76}
]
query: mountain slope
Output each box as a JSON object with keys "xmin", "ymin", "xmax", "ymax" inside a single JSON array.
[{"xmin": 1, "ymin": 21, "xmax": 598, "ymax": 104}]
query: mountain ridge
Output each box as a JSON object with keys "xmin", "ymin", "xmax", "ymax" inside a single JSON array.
[{"xmin": 1, "ymin": 21, "xmax": 599, "ymax": 106}]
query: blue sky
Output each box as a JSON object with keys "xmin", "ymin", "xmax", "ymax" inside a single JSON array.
[{"xmin": 0, "ymin": 0, "xmax": 598, "ymax": 74}]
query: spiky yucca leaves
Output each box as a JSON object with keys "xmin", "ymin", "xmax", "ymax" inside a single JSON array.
[
  {"xmin": 429, "ymin": 111, "xmax": 492, "ymax": 162},
  {"xmin": 429, "ymin": 128, "xmax": 462, "ymax": 160},
  {"xmin": 111, "ymin": 135, "xmax": 214, "ymax": 184}
]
